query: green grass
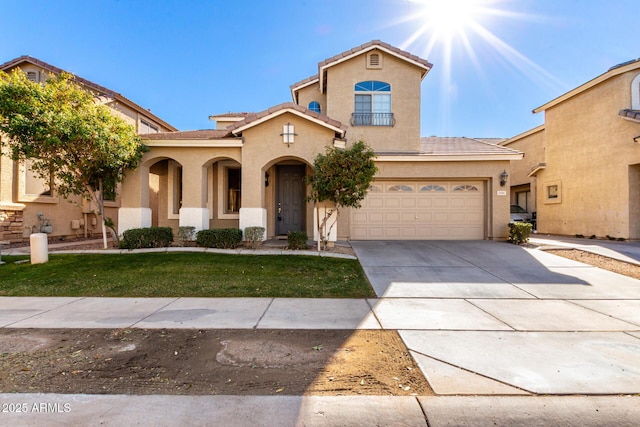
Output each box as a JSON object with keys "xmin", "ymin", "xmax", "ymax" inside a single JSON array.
[{"xmin": 0, "ymin": 253, "xmax": 375, "ymax": 298}]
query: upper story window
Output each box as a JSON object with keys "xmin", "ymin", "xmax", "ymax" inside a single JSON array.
[
  {"xmin": 140, "ymin": 119, "xmax": 159, "ymax": 134},
  {"xmin": 632, "ymin": 73, "xmax": 640, "ymax": 110},
  {"xmin": 308, "ymin": 101, "xmax": 321, "ymax": 114},
  {"xmin": 352, "ymin": 81, "xmax": 395, "ymax": 127},
  {"xmin": 26, "ymin": 71, "xmax": 40, "ymax": 82}
]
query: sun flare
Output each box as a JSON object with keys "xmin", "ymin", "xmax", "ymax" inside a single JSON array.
[
  {"xmin": 397, "ymin": 0, "xmax": 563, "ymax": 134},
  {"xmin": 411, "ymin": 0, "xmax": 482, "ymax": 41}
]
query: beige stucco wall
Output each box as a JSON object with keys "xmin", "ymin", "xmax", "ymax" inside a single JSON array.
[
  {"xmin": 504, "ymin": 127, "xmax": 545, "ymax": 213},
  {"xmin": 323, "ymin": 50, "xmax": 423, "ymax": 153},
  {"xmin": 296, "ymin": 83, "xmax": 326, "ymax": 115},
  {"xmin": 536, "ymin": 71, "xmax": 640, "ymax": 239},
  {"xmin": 241, "ymin": 112, "xmax": 337, "ymax": 238}
]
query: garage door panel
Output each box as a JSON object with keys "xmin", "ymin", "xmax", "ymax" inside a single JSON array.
[
  {"xmin": 367, "ymin": 197, "xmax": 385, "ymax": 209},
  {"xmin": 351, "ymin": 181, "xmax": 485, "ymax": 240},
  {"xmin": 401, "ymin": 199, "xmax": 416, "ymax": 208},
  {"xmin": 433, "ymin": 199, "xmax": 450, "ymax": 208}
]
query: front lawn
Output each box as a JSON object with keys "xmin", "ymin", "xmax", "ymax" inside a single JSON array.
[{"xmin": 0, "ymin": 253, "xmax": 375, "ymax": 298}]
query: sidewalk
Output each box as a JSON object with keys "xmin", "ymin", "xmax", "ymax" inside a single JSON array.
[
  {"xmin": 2, "ymin": 239, "xmax": 640, "ymax": 425},
  {"xmin": 530, "ymin": 234, "xmax": 640, "ymax": 265}
]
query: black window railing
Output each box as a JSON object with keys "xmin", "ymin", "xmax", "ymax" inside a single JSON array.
[{"xmin": 351, "ymin": 112, "xmax": 395, "ymax": 127}]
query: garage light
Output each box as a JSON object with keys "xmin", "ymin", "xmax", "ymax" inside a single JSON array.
[{"xmin": 500, "ymin": 170, "xmax": 509, "ymax": 187}]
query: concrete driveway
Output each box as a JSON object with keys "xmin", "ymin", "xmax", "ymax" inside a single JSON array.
[{"xmin": 351, "ymin": 240, "xmax": 640, "ymax": 395}]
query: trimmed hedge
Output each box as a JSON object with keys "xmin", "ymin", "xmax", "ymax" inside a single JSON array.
[
  {"xmin": 196, "ymin": 228, "xmax": 243, "ymax": 249},
  {"xmin": 508, "ymin": 222, "xmax": 533, "ymax": 245},
  {"xmin": 119, "ymin": 227, "xmax": 173, "ymax": 249},
  {"xmin": 287, "ymin": 231, "xmax": 308, "ymax": 250}
]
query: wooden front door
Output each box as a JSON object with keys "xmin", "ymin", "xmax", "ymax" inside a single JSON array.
[{"xmin": 276, "ymin": 165, "xmax": 305, "ymax": 235}]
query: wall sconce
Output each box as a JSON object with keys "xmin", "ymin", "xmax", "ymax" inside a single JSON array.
[
  {"xmin": 281, "ymin": 122, "xmax": 296, "ymax": 147},
  {"xmin": 634, "ymin": 135, "xmax": 640, "ymax": 143},
  {"xmin": 265, "ymin": 171, "xmax": 270, "ymax": 187},
  {"xmin": 500, "ymin": 170, "xmax": 509, "ymax": 187}
]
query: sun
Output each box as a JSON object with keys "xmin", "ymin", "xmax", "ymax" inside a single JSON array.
[{"xmin": 412, "ymin": 0, "xmax": 482, "ymax": 42}]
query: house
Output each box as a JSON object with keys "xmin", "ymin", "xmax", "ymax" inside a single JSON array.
[
  {"xmin": 502, "ymin": 58, "xmax": 640, "ymax": 240},
  {"xmin": 119, "ymin": 40, "xmax": 522, "ymax": 241},
  {"xmin": 0, "ymin": 56, "xmax": 177, "ymax": 243}
]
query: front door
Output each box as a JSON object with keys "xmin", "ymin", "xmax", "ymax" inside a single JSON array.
[{"xmin": 276, "ymin": 165, "xmax": 305, "ymax": 235}]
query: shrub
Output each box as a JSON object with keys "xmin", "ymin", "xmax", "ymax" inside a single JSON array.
[
  {"xmin": 244, "ymin": 226, "xmax": 265, "ymax": 249},
  {"xmin": 176, "ymin": 226, "xmax": 196, "ymax": 246},
  {"xmin": 196, "ymin": 228, "xmax": 243, "ymax": 249},
  {"xmin": 119, "ymin": 227, "xmax": 173, "ymax": 249},
  {"xmin": 287, "ymin": 231, "xmax": 308, "ymax": 250},
  {"xmin": 508, "ymin": 222, "xmax": 533, "ymax": 245}
]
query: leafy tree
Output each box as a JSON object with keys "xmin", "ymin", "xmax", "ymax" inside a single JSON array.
[
  {"xmin": 0, "ymin": 69, "xmax": 147, "ymax": 248},
  {"xmin": 306, "ymin": 140, "xmax": 377, "ymax": 250}
]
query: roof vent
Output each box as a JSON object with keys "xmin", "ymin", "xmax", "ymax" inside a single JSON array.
[{"xmin": 367, "ymin": 52, "xmax": 382, "ymax": 69}]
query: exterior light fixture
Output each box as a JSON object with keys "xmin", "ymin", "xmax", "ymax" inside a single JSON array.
[
  {"xmin": 634, "ymin": 135, "xmax": 640, "ymax": 143},
  {"xmin": 265, "ymin": 171, "xmax": 270, "ymax": 187},
  {"xmin": 281, "ymin": 123, "xmax": 296, "ymax": 147},
  {"xmin": 500, "ymin": 170, "xmax": 509, "ymax": 187}
]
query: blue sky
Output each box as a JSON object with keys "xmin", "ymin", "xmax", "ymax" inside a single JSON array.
[{"xmin": 1, "ymin": 0, "xmax": 637, "ymax": 138}]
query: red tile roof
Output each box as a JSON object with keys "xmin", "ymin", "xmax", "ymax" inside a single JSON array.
[
  {"xmin": 227, "ymin": 102, "xmax": 347, "ymax": 134},
  {"xmin": 290, "ymin": 40, "xmax": 433, "ymax": 97},
  {"xmin": 143, "ymin": 129, "xmax": 231, "ymax": 140}
]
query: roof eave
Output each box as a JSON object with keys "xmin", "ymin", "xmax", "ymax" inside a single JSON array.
[
  {"xmin": 533, "ymin": 60, "xmax": 640, "ymax": 113},
  {"xmin": 230, "ymin": 107, "xmax": 346, "ymax": 136},
  {"xmin": 318, "ymin": 44, "xmax": 432, "ymax": 94},
  {"xmin": 501, "ymin": 124, "xmax": 546, "ymax": 146},
  {"xmin": 144, "ymin": 139, "xmax": 242, "ymax": 148},
  {"xmin": 376, "ymin": 153, "xmax": 524, "ymax": 162}
]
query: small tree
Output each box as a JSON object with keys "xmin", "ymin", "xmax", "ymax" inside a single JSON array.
[
  {"xmin": 0, "ymin": 70, "xmax": 147, "ymax": 248},
  {"xmin": 306, "ymin": 140, "xmax": 377, "ymax": 250}
]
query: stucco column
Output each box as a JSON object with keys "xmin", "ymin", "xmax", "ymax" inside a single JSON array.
[
  {"xmin": 238, "ymin": 163, "xmax": 266, "ymax": 238},
  {"xmin": 118, "ymin": 165, "xmax": 151, "ymax": 233},
  {"xmin": 179, "ymin": 165, "xmax": 209, "ymax": 232}
]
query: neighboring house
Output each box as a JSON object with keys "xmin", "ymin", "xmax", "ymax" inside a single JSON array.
[
  {"xmin": 120, "ymin": 40, "xmax": 521, "ymax": 241},
  {"xmin": 0, "ymin": 56, "xmax": 177, "ymax": 243},
  {"xmin": 502, "ymin": 59, "xmax": 640, "ymax": 239}
]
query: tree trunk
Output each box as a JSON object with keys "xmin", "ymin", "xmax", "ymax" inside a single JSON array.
[{"xmin": 98, "ymin": 180, "xmax": 108, "ymax": 249}]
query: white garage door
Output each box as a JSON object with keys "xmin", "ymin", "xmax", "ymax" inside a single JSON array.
[{"xmin": 350, "ymin": 181, "xmax": 485, "ymax": 240}]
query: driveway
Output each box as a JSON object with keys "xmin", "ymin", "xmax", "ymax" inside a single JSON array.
[{"xmin": 351, "ymin": 240, "xmax": 640, "ymax": 395}]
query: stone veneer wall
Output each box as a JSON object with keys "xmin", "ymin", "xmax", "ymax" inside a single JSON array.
[{"xmin": 0, "ymin": 208, "xmax": 24, "ymax": 242}]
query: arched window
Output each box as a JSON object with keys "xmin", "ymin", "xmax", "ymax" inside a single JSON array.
[
  {"xmin": 352, "ymin": 81, "xmax": 394, "ymax": 126},
  {"xmin": 308, "ymin": 101, "xmax": 321, "ymax": 114},
  {"xmin": 632, "ymin": 73, "xmax": 640, "ymax": 110}
]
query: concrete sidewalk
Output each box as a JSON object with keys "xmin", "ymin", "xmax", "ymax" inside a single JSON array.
[
  {"xmin": 1, "ymin": 394, "xmax": 639, "ymax": 426},
  {"xmin": 2, "ymin": 239, "xmax": 640, "ymax": 425}
]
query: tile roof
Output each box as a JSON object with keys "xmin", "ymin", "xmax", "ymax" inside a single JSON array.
[
  {"xmin": 227, "ymin": 102, "xmax": 347, "ymax": 134},
  {"xmin": 209, "ymin": 112, "xmax": 254, "ymax": 119},
  {"xmin": 290, "ymin": 40, "xmax": 433, "ymax": 97},
  {"xmin": 143, "ymin": 129, "xmax": 231, "ymax": 140},
  {"xmin": 318, "ymin": 40, "xmax": 432, "ymax": 71},
  {"xmin": 0, "ymin": 55, "xmax": 178, "ymax": 131},
  {"xmin": 419, "ymin": 137, "xmax": 521, "ymax": 156},
  {"xmin": 620, "ymin": 109, "xmax": 640, "ymax": 122}
]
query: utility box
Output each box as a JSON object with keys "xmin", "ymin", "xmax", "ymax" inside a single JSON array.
[{"xmin": 30, "ymin": 233, "xmax": 48, "ymax": 264}]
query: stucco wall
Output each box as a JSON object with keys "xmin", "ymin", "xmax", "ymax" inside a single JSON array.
[
  {"xmin": 537, "ymin": 71, "xmax": 640, "ymax": 239},
  {"xmin": 324, "ymin": 50, "xmax": 423, "ymax": 153},
  {"xmin": 241, "ymin": 112, "xmax": 337, "ymax": 238},
  {"xmin": 296, "ymin": 83, "xmax": 326, "ymax": 115},
  {"xmin": 504, "ymin": 127, "xmax": 545, "ymax": 213}
]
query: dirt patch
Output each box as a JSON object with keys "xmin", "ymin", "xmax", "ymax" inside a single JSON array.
[
  {"xmin": 0, "ymin": 329, "xmax": 431, "ymax": 396},
  {"xmin": 546, "ymin": 249, "xmax": 640, "ymax": 280}
]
